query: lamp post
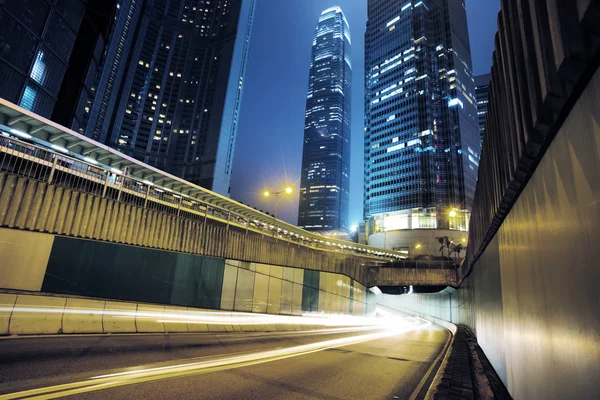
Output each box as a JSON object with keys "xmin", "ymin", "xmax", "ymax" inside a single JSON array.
[{"xmin": 263, "ymin": 186, "xmax": 293, "ymax": 219}]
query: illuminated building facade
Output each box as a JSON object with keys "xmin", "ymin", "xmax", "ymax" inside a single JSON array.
[
  {"xmin": 74, "ymin": 0, "xmax": 255, "ymax": 195},
  {"xmin": 364, "ymin": 0, "xmax": 479, "ymax": 240},
  {"xmin": 298, "ymin": 7, "xmax": 352, "ymax": 232},
  {"xmin": 475, "ymin": 73, "xmax": 491, "ymax": 147}
]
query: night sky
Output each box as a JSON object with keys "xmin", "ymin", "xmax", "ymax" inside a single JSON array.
[{"xmin": 230, "ymin": 0, "xmax": 501, "ymax": 226}]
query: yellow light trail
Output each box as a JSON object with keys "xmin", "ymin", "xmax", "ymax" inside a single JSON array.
[{"xmin": 0, "ymin": 316, "xmax": 431, "ymax": 399}]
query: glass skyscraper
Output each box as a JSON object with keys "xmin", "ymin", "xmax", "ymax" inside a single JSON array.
[
  {"xmin": 364, "ymin": 0, "xmax": 479, "ymax": 233},
  {"xmin": 475, "ymin": 73, "xmax": 491, "ymax": 148},
  {"xmin": 73, "ymin": 0, "xmax": 255, "ymax": 195},
  {"xmin": 298, "ymin": 7, "xmax": 351, "ymax": 232},
  {"xmin": 0, "ymin": 0, "xmax": 114, "ymax": 120}
]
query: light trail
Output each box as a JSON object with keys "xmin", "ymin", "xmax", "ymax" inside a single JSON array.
[
  {"xmin": 0, "ymin": 315, "xmax": 431, "ymax": 399},
  {"xmin": 0, "ymin": 305, "xmax": 412, "ymax": 328}
]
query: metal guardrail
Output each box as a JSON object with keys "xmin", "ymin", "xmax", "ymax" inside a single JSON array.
[
  {"xmin": 381, "ymin": 260, "xmax": 460, "ymax": 270},
  {"xmin": 0, "ymin": 133, "xmax": 403, "ymax": 261}
]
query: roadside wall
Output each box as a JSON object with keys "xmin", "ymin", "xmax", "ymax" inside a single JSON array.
[
  {"xmin": 380, "ymin": 65, "xmax": 600, "ymax": 399},
  {"xmin": 0, "ymin": 230, "xmax": 367, "ymax": 316}
]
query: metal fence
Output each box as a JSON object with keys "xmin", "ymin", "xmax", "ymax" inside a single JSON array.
[{"xmin": 0, "ymin": 135, "xmax": 395, "ymax": 261}]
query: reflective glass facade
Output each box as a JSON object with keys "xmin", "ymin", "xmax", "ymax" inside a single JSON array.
[
  {"xmin": 364, "ymin": 0, "xmax": 480, "ymax": 228},
  {"xmin": 298, "ymin": 7, "xmax": 351, "ymax": 232},
  {"xmin": 0, "ymin": 0, "xmax": 87, "ymax": 117},
  {"xmin": 75, "ymin": 0, "xmax": 255, "ymax": 195},
  {"xmin": 475, "ymin": 73, "xmax": 490, "ymax": 148}
]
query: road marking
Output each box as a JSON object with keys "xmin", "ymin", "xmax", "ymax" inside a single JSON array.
[
  {"xmin": 0, "ymin": 320, "xmax": 427, "ymax": 399},
  {"xmin": 408, "ymin": 320, "xmax": 453, "ymax": 400}
]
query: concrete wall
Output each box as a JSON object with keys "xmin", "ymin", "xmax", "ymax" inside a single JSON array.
[
  {"xmin": 380, "ymin": 66, "xmax": 600, "ymax": 399},
  {"xmin": 0, "ymin": 230, "xmax": 367, "ymax": 317}
]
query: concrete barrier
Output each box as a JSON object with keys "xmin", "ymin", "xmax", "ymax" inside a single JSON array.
[
  {"xmin": 135, "ymin": 304, "xmax": 166, "ymax": 333},
  {"xmin": 0, "ymin": 292, "xmax": 369, "ymax": 337},
  {"xmin": 103, "ymin": 301, "xmax": 137, "ymax": 333},
  {"xmin": 9, "ymin": 294, "xmax": 66, "ymax": 335},
  {"xmin": 0, "ymin": 293, "xmax": 17, "ymax": 335},
  {"xmin": 163, "ymin": 306, "xmax": 189, "ymax": 333},
  {"xmin": 62, "ymin": 298, "xmax": 105, "ymax": 334}
]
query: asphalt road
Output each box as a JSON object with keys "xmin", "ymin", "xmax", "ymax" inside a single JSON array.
[{"xmin": 0, "ymin": 317, "xmax": 449, "ymax": 400}]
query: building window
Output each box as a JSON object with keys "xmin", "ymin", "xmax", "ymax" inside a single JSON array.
[{"xmin": 20, "ymin": 85, "xmax": 37, "ymax": 111}]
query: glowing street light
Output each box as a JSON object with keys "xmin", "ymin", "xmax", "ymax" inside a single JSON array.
[
  {"xmin": 449, "ymin": 209, "xmax": 457, "ymax": 218},
  {"xmin": 263, "ymin": 186, "xmax": 293, "ymax": 219}
]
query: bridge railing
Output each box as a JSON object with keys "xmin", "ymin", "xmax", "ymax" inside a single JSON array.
[{"xmin": 0, "ymin": 134, "xmax": 396, "ymax": 263}]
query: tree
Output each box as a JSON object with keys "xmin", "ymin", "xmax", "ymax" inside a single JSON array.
[
  {"xmin": 435, "ymin": 236, "xmax": 445, "ymax": 257},
  {"xmin": 444, "ymin": 237, "xmax": 452, "ymax": 257},
  {"xmin": 435, "ymin": 236, "xmax": 452, "ymax": 257}
]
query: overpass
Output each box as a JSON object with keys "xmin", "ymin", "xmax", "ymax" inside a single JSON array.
[{"xmin": 0, "ymin": 99, "xmax": 457, "ymax": 317}]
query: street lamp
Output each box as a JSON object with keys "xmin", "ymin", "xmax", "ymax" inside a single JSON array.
[{"xmin": 263, "ymin": 186, "xmax": 293, "ymax": 219}]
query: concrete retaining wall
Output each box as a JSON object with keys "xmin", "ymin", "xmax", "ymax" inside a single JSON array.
[{"xmin": 0, "ymin": 229, "xmax": 367, "ymax": 317}]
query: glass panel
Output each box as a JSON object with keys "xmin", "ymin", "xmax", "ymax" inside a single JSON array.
[
  {"xmin": 2, "ymin": 0, "xmax": 51, "ymax": 36},
  {"xmin": 0, "ymin": 60, "xmax": 26, "ymax": 103},
  {"xmin": 0, "ymin": 11, "xmax": 38, "ymax": 73},
  {"xmin": 54, "ymin": 0, "xmax": 85, "ymax": 31},
  {"xmin": 43, "ymin": 11, "xmax": 76, "ymax": 62}
]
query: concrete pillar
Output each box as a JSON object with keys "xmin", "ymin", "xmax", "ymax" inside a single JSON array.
[
  {"xmin": 15, "ymin": 179, "xmax": 36, "ymax": 228},
  {"xmin": 99, "ymin": 201, "xmax": 112, "ymax": 240},
  {"xmin": 80, "ymin": 194, "xmax": 94, "ymax": 238},
  {"xmin": 54, "ymin": 190, "xmax": 72, "ymax": 234},
  {"xmin": 107, "ymin": 202, "xmax": 120, "ymax": 242},
  {"xmin": 71, "ymin": 193, "xmax": 86, "ymax": 237},
  {"xmin": 25, "ymin": 182, "xmax": 46, "ymax": 230},
  {"xmin": 0, "ymin": 175, "xmax": 17, "ymax": 225},
  {"xmin": 43, "ymin": 186, "xmax": 61, "ymax": 233},
  {"xmin": 64, "ymin": 191, "xmax": 81, "ymax": 235},
  {"xmin": 86, "ymin": 196, "xmax": 102, "ymax": 238},
  {"xmin": 5, "ymin": 177, "xmax": 26, "ymax": 227}
]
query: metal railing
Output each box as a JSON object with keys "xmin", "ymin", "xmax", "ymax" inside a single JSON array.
[{"xmin": 0, "ymin": 134, "xmax": 401, "ymax": 261}]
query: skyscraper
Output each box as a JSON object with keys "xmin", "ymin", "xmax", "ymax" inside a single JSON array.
[
  {"xmin": 298, "ymin": 7, "xmax": 351, "ymax": 233},
  {"xmin": 74, "ymin": 0, "xmax": 255, "ymax": 195},
  {"xmin": 0, "ymin": 1, "xmax": 115, "ymax": 120},
  {"xmin": 475, "ymin": 73, "xmax": 491, "ymax": 147},
  {"xmin": 363, "ymin": 0, "xmax": 479, "ymax": 254}
]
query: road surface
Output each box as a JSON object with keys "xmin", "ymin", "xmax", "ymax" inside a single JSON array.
[{"xmin": 0, "ymin": 315, "xmax": 449, "ymax": 399}]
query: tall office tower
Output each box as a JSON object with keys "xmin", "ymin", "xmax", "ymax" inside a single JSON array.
[
  {"xmin": 75, "ymin": 0, "xmax": 255, "ymax": 195},
  {"xmin": 475, "ymin": 73, "xmax": 491, "ymax": 147},
  {"xmin": 0, "ymin": 1, "xmax": 115, "ymax": 120},
  {"xmin": 364, "ymin": 0, "xmax": 479, "ymax": 254},
  {"xmin": 298, "ymin": 7, "xmax": 351, "ymax": 233}
]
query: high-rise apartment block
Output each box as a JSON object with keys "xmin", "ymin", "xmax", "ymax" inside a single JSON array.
[
  {"xmin": 298, "ymin": 7, "xmax": 351, "ymax": 232},
  {"xmin": 73, "ymin": 0, "xmax": 255, "ymax": 195},
  {"xmin": 364, "ymin": 0, "xmax": 479, "ymax": 254},
  {"xmin": 475, "ymin": 73, "xmax": 491, "ymax": 147}
]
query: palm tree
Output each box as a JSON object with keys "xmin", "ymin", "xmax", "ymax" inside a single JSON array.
[
  {"xmin": 435, "ymin": 236, "xmax": 445, "ymax": 257},
  {"xmin": 444, "ymin": 237, "xmax": 452, "ymax": 257}
]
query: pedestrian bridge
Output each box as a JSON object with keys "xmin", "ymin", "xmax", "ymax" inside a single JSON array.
[{"xmin": 0, "ymin": 99, "xmax": 457, "ymax": 293}]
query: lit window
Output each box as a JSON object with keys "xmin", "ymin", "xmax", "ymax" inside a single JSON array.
[
  {"xmin": 19, "ymin": 86, "xmax": 37, "ymax": 111},
  {"xmin": 30, "ymin": 51, "xmax": 47, "ymax": 85}
]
